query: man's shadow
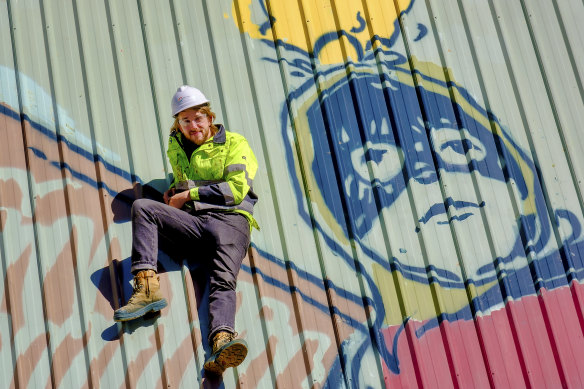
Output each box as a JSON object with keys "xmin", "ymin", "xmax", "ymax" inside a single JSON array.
[{"xmin": 91, "ymin": 180, "xmax": 225, "ymax": 385}]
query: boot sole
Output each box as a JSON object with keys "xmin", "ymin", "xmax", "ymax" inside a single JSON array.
[
  {"xmin": 204, "ymin": 340, "xmax": 248, "ymax": 375},
  {"xmin": 113, "ymin": 299, "xmax": 168, "ymax": 322}
]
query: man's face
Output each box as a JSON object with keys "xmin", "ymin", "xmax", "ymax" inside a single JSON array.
[{"xmin": 177, "ymin": 108, "xmax": 212, "ymax": 145}]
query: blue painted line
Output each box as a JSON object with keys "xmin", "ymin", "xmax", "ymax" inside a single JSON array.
[
  {"xmin": 436, "ymin": 212, "xmax": 474, "ymax": 224},
  {"xmin": 413, "ymin": 23, "xmax": 428, "ymax": 42},
  {"xmin": 1, "ymin": 104, "xmax": 139, "ymax": 194},
  {"xmin": 252, "ymin": 245, "xmax": 364, "ymax": 302},
  {"xmin": 0, "ymin": 103, "xmax": 20, "ymax": 122},
  {"xmin": 28, "ymin": 146, "xmax": 48, "ymax": 160},
  {"xmin": 241, "ymin": 262, "xmax": 370, "ymax": 333},
  {"xmin": 350, "ymin": 12, "xmax": 366, "ymax": 34},
  {"xmin": 49, "ymin": 161, "xmax": 119, "ymax": 197},
  {"xmin": 418, "ymin": 198, "xmax": 484, "ymax": 224}
]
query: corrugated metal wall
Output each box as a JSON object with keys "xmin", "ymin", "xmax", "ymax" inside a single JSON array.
[{"xmin": 1, "ymin": 0, "xmax": 584, "ymax": 387}]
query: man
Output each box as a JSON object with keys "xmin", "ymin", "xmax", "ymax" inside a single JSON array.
[{"xmin": 113, "ymin": 85, "xmax": 259, "ymax": 375}]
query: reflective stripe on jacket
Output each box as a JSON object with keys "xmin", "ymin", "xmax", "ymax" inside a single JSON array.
[{"xmin": 167, "ymin": 124, "xmax": 259, "ymax": 230}]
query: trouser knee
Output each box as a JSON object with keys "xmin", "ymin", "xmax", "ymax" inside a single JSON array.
[{"xmin": 131, "ymin": 198, "xmax": 155, "ymax": 220}]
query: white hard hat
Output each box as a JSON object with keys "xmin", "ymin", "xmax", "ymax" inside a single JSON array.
[{"xmin": 171, "ymin": 85, "xmax": 209, "ymax": 116}]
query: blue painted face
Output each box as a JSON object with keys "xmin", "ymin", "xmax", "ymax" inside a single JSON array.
[
  {"xmin": 293, "ymin": 64, "xmax": 584, "ymax": 309},
  {"xmin": 307, "ymin": 71, "xmax": 526, "ymax": 240},
  {"xmin": 299, "ymin": 66, "xmax": 584, "ymax": 299}
]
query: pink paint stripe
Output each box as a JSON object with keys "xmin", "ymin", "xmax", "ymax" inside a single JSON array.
[
  {"xmin": 505, "ymin": 297, "xmax": 562, "ymax": 388},
  {"xmin": 570, "ymin": 281, "xmax": 584, "ymax": 333},
  {"xmin": 406, "ymin": 320, "xmax": 449, "ymax": 388},
  {"xmin": 443, "ymin": 318, "xmax": 491, "ymax": 389},
  {"xmin": 476, "ymin": 308, "xmax": 528, "ymax": 388},
  {"xmin": 539, "ymin": 287, "xmax": 584, "ymax": 387},
  {"xmin": 382, "ymin": 282, "xmax": 584, "ymax": 389}
]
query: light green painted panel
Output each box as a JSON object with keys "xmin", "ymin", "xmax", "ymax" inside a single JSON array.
[{"xmin": 2, "ymin": 0, "xmax": 584, "ymax": 387}]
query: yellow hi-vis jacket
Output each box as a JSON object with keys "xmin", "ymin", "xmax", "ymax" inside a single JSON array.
[{"xmin": 167, "ymin": 124, "xmax": 259, "ymax": 230}]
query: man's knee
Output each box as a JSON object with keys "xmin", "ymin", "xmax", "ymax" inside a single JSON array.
[{"xmin": 131, "ymin": 198, "xmax": 156, "ymax": 218}]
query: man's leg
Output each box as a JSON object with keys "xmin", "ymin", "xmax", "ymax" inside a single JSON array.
[
  {"xmin": 130, "ymin": 199, "xmax": 205, "ymax": 272},
  {"xmin": 114, "ymin": 198, "xmax": 205, "ymax": 321},
  {"xmin": 202, "ymin": 212, "xmax": 251, "ymax": 374}
]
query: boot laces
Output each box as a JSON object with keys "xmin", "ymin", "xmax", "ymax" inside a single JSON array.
[
  {"xmin": 128, "ymin": 272, "xmax": 153, "ymax": 303},
  {"xmin": 212, "ymin": 331, "xmax": 238, "ymax": 354},
  {"xmin": 144, "ymin": 275, "xmax": 151, "ymax": 297}
]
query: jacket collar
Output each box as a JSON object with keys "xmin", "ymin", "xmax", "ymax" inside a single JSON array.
[{"xmin": 212, "ymin": 124, "xmax": 226, "ymax": 144}]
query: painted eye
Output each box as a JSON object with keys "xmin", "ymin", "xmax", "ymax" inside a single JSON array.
[
  {"xmin": 431, "ymin": 127, "xmax": 486, "ymax": 166},
  {"xmin": 350, "ymin": 141, "xmax": 402, "ymax": 182},
  {"xmin": 366, "ymin": 148, "xmax": 387, "ymax": 164},
  {"xmin": 441, "ymin": 140, "xmax": 465, "ymax": 155}
]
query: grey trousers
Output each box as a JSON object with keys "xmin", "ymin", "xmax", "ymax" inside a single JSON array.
[{"xmin": 130, "ymin": 198, "xmax": 250, "ymax": 342}]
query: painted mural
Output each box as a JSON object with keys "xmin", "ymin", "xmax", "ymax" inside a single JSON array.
[
  {"xmin": 234, "ymin": 0, "xmax": 584, "ymax": 387},
  {"xmin": 1, "ymin": 0, "xmax": 584, "ymax": 388}
]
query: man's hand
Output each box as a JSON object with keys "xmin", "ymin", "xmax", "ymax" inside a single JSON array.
[
  {"xmin": 168, "ymin": 190, "xmax": 191, "ymax": 209},
  {"xmin": 163, "ymin": 188, "xmax": 175, "ymax": 205}
]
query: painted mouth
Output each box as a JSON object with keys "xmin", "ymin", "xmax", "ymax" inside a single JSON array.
[
  {"xmin": 416, "ymin": 198, "xmax": 485, "ymax": 230},
  {"xmin": 436, "ymin": 212, "xmax": 474, "ymax": 225}
]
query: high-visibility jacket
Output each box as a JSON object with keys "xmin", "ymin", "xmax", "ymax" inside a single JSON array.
[{"xmin": 167, "ymin": 124, "xmax": 259, "ymax": 230}]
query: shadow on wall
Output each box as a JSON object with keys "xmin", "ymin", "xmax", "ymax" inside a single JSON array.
[{"xmin": 110, "ymin": 179, "xmax": 166, "ymax": 223}]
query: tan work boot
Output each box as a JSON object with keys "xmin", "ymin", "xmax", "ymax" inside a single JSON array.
[
  {"xmin": 203, "ymin": 331, "xmax": 248, "ymax": 375},
  {"xmin": 113, "ymin": 270, "xmax": 168, "ymax": 322}
]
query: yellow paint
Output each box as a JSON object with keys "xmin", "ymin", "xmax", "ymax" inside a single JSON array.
[
  {"xmin": 372, "ymin": 262, "xmax": 497, "ymax": 326},
  {"xmin": 233, "ymin": 0, "xmax": 413, "ymax": 64}
]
